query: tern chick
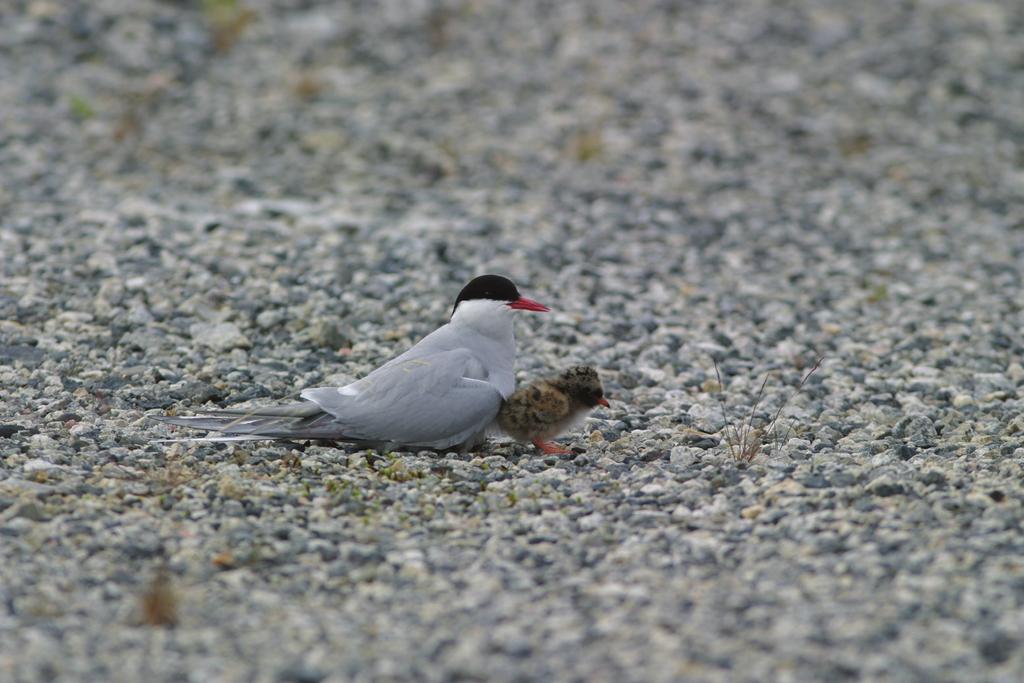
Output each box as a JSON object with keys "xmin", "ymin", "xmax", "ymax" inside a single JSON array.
[{"xmin": 498, "ymin": 365, "xmax": 609, "ymax": 455}]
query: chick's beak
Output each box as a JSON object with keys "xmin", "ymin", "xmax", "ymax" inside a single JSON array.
[
  {"xmin": 508, "ymin": 297, "xmax": 550, "ymax": 312},
  {"xmin": 597, "ymin": 397, "xmax": 610, "ymax": 408}
]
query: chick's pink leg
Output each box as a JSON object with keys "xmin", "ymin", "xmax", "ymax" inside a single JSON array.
[{"xmin": 533, "ymin": 438, "xmax": 572, "ymax": 455}]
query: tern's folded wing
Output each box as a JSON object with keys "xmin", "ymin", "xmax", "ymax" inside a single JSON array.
[{"xmin": 300, "ymin": 348, "xmax": 503, "ymax": 448}]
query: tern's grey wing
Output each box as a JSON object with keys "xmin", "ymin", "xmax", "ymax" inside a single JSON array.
[{"xmin": 300, "ymin": 348, "xmax": 504, "ymax": 449}]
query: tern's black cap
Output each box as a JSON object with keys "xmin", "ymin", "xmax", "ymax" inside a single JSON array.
[{"xmin": 452, "ymin": 274, "xmax": 520, "ymax": 314}]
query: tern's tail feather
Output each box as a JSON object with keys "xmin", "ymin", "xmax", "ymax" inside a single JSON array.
[
  {"xmin": 187, "ymin": 403, "xmax": 323, "ymax": 418},
  {"xmin": 151, "ymin": 403, "xmax": 354, "ymax": 441},
  {"xmin": 153, "ymin": 434, "xmax": 270, "ymax": 444}
]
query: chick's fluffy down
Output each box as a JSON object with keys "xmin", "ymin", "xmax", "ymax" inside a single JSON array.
[{"xmin": 498, "ymin": 381, "xmax": 573, "ymax": 442}]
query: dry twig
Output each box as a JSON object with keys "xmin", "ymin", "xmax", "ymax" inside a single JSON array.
[
  {"xmin": 140, "ymin": 565, "xmax": 178, "ymax": 627},
  {"xmin": 712, "ymin": 356, "xmax": 823, "ymax": 463}
]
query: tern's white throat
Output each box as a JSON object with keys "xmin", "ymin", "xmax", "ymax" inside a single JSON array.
[{"xmin": 450, "ymin": 298, "xmax": 516, "ymax": 341}]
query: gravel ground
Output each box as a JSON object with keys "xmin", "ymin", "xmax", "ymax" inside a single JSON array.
[{"xmin": 3, "ymin": 1, "xmax": 1024, "ymax": 681}]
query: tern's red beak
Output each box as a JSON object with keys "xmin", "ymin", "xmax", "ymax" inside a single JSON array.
[
  {"xmin": 597, "ymin": 398, "xmax": 610, "ymax": 408},
  {"xmin": 508, "ymin": 297, "xmax": 549, "ymax": 312}
]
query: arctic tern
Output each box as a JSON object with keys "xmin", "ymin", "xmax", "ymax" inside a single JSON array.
[
  {"xmin": 155, "ymin": 274, "xmax": 549, "ymax": 451},
  {"xmin": 497, "ymin": 365, "xmax": 609, "ymax": 454}
]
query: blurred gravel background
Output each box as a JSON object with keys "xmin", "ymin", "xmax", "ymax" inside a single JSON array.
[{"xmin": 2, "ymin": 1, "xmax": 1024, "ymax": 681}]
